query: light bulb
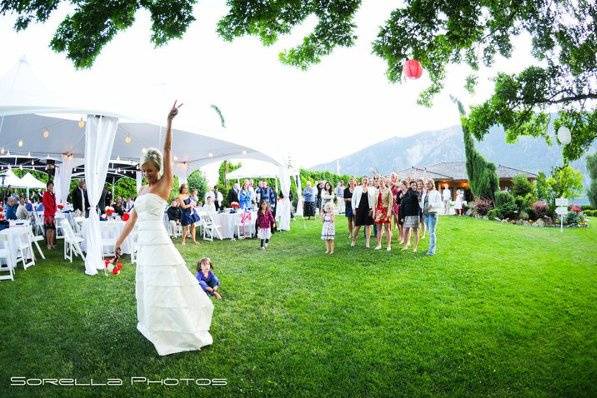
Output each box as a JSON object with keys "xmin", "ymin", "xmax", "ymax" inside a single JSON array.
[
  {"xmin": 18, "ymin": 139, "xmax": 23, "ymax": 147},
  {"xmin": 242, "ymin": 150, "xmax": 247, "ymax": 155},
  {"xmin": 124, "ymin": 135, "xmax": 132, "ymax": 144},
  {"xmin": 208, "ymin": 152, "xmax": 213, "ymax": 158},
  {"xmin": 79, "ymin": 118, "xmax": 86, "ymax": 128},
  {"xmin": 42, "ymin": 129, "xmax": 49, "ymax": 138},
  {"xmin": 142, "ymin": 148, "xmax": 147, "ymax": 154},
  {"xmin": 0, "ymin": 148, "xmax": 4, "ymax": 155},
  {"xmin": 19, "ymin": 165, "xmax": 23, "ymax": 170},
  {"xmin": 174, "ymin": 156, "xmax": 178, "ymax": 161}
]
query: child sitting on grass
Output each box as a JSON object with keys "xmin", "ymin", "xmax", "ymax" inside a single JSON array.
[{"xmin": 195, "ymin": 257, "xmax": 222, "ymax": 299}]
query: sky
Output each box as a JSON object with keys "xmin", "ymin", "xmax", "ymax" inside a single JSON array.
[{"xmin": 0, "ymin": 0, "xmax": 537, "ymax": 173}]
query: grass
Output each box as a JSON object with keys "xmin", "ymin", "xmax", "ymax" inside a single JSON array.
[{"xmin": 0, "ymin": 216, "xmax": 596, "ymax": 397}]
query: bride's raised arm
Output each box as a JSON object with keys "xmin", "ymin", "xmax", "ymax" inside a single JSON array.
[{"xmin": 159, "ymin": 100, "xmax": 182, "ymax": 196}]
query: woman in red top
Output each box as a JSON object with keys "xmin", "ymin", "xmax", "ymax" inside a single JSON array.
[{"xmin": 42, "ymin": 181, "xmax": 57, "ymax": 249}]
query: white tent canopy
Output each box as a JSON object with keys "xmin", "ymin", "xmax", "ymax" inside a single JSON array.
[
  {"xmin": 226, "ymin": 159, "xmax": 298, "ymax": 180},
  {"xmin": 19, "ymin": 172, "xmax": 45, "ymax": 189},
  {"xmin": 0, "ymin": 168, "xmax": 25, "ymax": 188}
]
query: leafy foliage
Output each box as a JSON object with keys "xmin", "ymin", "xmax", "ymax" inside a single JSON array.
[
  {"xmin": 512, "ymin": 175, "xmax": 534, "ymax": 198},
  {"xmin": 547, "ymin": 164, "xmax": 584, "ymax": 199},
  {"xmin": 187, "ymin": 169, "xmax": 209, "ymax": 202},
  {"xmin": 473, "ymin": 198, "xmax": 493, "ymax": 216},
  {"xmin": 587, "ymin": 152, "xmax": 597, "ymax": 208},
  {"xmin": 455, "ymin": 98, "xmax": 499, "ymax": 201}
]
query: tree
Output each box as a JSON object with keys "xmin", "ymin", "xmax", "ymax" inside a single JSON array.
[
  {"xmin": 547, "ymin": 165, "xmax": 584, "ymax": 199},
  {"xmin": 3, "ymin": 1, "xmax": 595, "ymax": 159},
  {"xmin": 455, "ymin": 98, "xmax": 499, "ymax": 201},
  {"xmin": 187, "ymin": 169, "xmax": 209, "ymax": 203},
  {"xmin": 587, "ymin": 152, "xmax": 597, "ymax": 208}
]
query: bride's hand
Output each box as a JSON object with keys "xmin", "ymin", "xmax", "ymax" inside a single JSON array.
[{"xmin": 167, "ymin": 100, "xmax": 183, "ymax": 121}]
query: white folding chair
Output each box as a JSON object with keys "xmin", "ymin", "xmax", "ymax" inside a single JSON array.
[
  {"xmin": 61, "ymin": 219, "xmax": 85, "ymax": 262},
  {"xmin": 236, "ymin": 211, "xmax": 254, "ymax": 239},
  {"xmin": 32, "ymin": 211, "xmax": 45, "ymax": 236},
  {"xmin": 14, "ymin": 227, "xmax": 35, "ymax": 270},
  {"xmin": 28, "ymin": 229, "xmax": 46, "ymax": 260},
  {"xmin": 55, "ymin": 216, "xmax": 65, "ymax": 240},
  {"xmin": 101, "ymin": 222, "xmax": 118, "ymax": 257},
  {"xmin": 200, "ymin": 211, "xmax": 223, "ymax": 241},
  {"xmin": 0, "ymin": 235, "xmax": 15, "ymax": 281}
]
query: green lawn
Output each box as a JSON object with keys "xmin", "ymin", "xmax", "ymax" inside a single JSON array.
[{"xmin": 0, "ymin": 216, "xmax": 596, "ymax": 397}]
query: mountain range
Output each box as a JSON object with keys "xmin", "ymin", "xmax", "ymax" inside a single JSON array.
[{"xmin": 313, "ymin": 124, "xmax": 595, "ymax": 187}]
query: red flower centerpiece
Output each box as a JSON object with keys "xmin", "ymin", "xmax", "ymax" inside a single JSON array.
[
  {"xmin": 105, "ymin": 206, "xmax": 114, "ymax": 217},
  {"xmin": 230, "ymin": 201, "xmax": 240, "ymax": 209},
  {"xmin": 57, "ymin": 203, "xmax": 64, "ymax": 210}
]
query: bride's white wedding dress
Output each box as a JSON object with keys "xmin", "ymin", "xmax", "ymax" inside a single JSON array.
[{"xmin": 134, "ymin": 192, "xmax": 213, "ymax": 355}]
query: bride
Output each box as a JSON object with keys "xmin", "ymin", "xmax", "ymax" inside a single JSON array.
[{"xmin": 114, "ymin": 101, "xmax": 213, "ymax": 356}]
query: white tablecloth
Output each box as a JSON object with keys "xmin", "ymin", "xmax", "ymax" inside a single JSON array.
[
  {"xmin": 213, "ymin": 211, "xmax": 256, "ymax": 239},
  {"xmin": 0, "ymin": 226, "xmax": 33, "ymax": 269},
  {"xmin": 80, "ymin": 219, "xmax": 132, "ymax": 254}
]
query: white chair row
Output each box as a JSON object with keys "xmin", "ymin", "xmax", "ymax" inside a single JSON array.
[
  {"xmin": 61, "ymin": 219, "xmax": 85, "ymax": 263},
  {"xmin": 0, "ymin": 227, "xmax": 37, "ymax": 281}
]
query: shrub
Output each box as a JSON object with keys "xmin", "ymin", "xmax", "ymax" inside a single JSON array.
[
  {"xmin": 473, "ymin": 198, "xmax": 493, "ymax": 216},
  {"xmin": 581, "ymin": 205, "xmax": 594, "ymax": 211},
  {"xmin": 569, "ymin": 204, "xmax": 582, "ymax": 213},
  {"xmin": 487, "ymin": 208, "xmax": 501, "ymax": 220},
  {"xmin": 565, "ymin": 211, "xmax": 583, "ymax": 226},
  {"xmin": 585, "ymin": 209, "xmax": 597, "ymax": 217},
  {"xmin": 531, "ymin": 201, "xmax": 549, "ymax": 219},
  {"xmin": 512, "ymin": 175, "xmax": 534, "ymax": 197},
  {"xmin": 519, "ymin": 210, "xmax": 529, "ymax": 220},
  {"xmin": 494, "ymin": 191, "xmax": 518, "ymax": 219}
]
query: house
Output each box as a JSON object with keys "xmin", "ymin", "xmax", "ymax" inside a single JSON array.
[{"xmin": 398, "ymin": 161, "xmax": 537, "ymax": 199}]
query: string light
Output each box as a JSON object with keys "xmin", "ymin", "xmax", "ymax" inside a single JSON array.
[
  {"xmin": 124, "ymin": 135, "xmax": 132, "ymax": 144},
  {"xmin": 173, "ymin": 156, "xmax": 178, "ymax": 161},
  {"xmin": 42, "ymin": 129, "xmax": 49, "ymax": 138},
  {"xmin": 242, "ymin": 150, "xmax": 247, "ymax": 155},
  {"xmin": 208, "ymin": 152, "xmax": 213, "ymax": 158},
  {"xmin": 141, "ymin": 148, "xmax": 147, "ymax": 154},
  {"xmin": 18, "ymin": 139, "xmax": 23, "ymax": 147},
  {"xmin": 0, "ymin": 148, "xmax": 4, "ymax": 155},
  {"xmin": 79, "ymin": 117, "xmax": 86, "ymax": 128}
]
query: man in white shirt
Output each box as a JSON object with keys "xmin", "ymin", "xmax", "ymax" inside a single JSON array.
[{"xmin": 442, "ymin": 185, "xmax": 451, "ymax": 215}]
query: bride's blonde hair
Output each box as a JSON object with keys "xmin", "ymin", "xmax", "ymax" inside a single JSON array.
[{"xmin": 141, "ymin": 148, "xmax": 163, "ymax": 177}]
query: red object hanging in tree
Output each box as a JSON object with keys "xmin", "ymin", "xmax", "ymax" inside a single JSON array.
[{"xmin": 403, "ymin": 59, "xmax": 423, "ymax": 79}]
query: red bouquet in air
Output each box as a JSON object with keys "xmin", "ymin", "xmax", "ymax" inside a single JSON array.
[
  {"xmin": 103, "ymin": 253, "xmax": 123, "ymax": 276},
  {"xmin": 121, "ymin": 213, "xmax": 130, "ymax": 221}
]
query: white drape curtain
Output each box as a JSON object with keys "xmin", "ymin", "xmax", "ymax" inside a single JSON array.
[
  {"xmin": 277, "ymin": 166, "xmax": 291, "ymax": 231},
  {"xmin": 84, "ymin": 115, "xmax": 119, "ymax": 276},
  {"xmin": 53, "ymin": 154, "xmax": 75, "ymax": 205},
  {"xmin": 136, "ymin": 171, "xmax": 143, "ymax": 194}
]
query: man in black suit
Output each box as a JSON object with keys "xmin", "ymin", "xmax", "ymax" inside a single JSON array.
[
  {"xmin": 71, "ymin": 179, "xmax": 89, "ymax": 217},
  {"xmin": 227, "ymin": 183, "xmax": 240, "ymax": 205}
]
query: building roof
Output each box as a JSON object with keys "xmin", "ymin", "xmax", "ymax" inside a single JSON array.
[{"xmin": 398, "ymin": 162, "xmax": 537, "ymax": 181}]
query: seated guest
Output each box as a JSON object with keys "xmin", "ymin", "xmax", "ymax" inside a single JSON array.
[
  {"xmin": 195, "ymin": 257, "xmax": 222, "ymax": 299},
  {"xmin": 16, "ymin": 196, "xmax": 30, "ymax": 220},
  {"xmin": 203, "ymin": 196, "xmax": 217, "ymax": 214},
  {"xmin": 5, "ymin": 197, "xmax": 18, "ymax": 220}
]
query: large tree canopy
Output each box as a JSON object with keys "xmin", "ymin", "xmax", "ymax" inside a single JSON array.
[{"xmin": 2, "ymin": 1, "xmax": 595, "ymax": 160}]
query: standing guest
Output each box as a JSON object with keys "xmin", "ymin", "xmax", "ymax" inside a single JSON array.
[
  {"xmin": 213, "ymin": 186, "xmax": 223, "ymax": 211},
  {"xmin": 442, "ymin": 185, "xmax": 452, "ymax": 215},
  {"xmin": 302, "ymin": 181, "xmax": 316, "ymax": 219},
  {"xmin": 351, "ymin": 177, "xmax": 377, "ymax": 248},
  {"xmin": 320, "ymin": 182, "xmax": 335, "ymax": 214},
  {"xmin": 321, "ymin": 201, "xmax": 336, "ymax": 254},
  {"xmin": 416, "ymin": 179, "xmax": 426, "ymax": 240},
  {"xmin": 454, "ymin": 189, "xmax": 464, "ymax": 216},
  {"xmin": 227, "ymin": 183, "xmax": 240, "ymax": 205},
  {"xmin": 336, "ymin": 181, "xmax": 345, "ymax": 214},
  {"xmin": 396, "ymin": 181, "xmax": 408, "ymax": 245},
  {"xmin": 315, "ymin": 182, "xmax": 324, "ymax": 213},
  {"xmin": 390, "ymin": 175, "xmax": 402, "ymax": 245},
  {"xmin": 248, "ymin": 180, "xmax": 257, "ymax": 208},
  {"xmin": 195, "ymin": 258, "xmax": 222, "ymax": 300},
  {"xmin": 256, "ymin": 201, "xmax": 275, "ymax": 250},
  {"xmin": 344, "ymin": 178, "xmax": 356, "ymax": 238},
  {"xmin": 71, "ymin": 179, "xmax": 90, "ymax": 217},
  {"xmin": 401, "ymin": 180, "xmax": 421, "ymax": 253},
  {"xmin": 42, "ymin": 181, "xmax": 57, "ymax": 249},
  {"xmin": 16, "ymin": 196, "xmax": 29, "ymax": 220},
  {"xmin": 374, "ymin": 177, "xmax": 393, "ymax": 251},
  {"xmin": 421, "ymin": 179, "xmax": 443, "ymax": 256},
  {"xmin": 5, "ymin": 196, "xmax": 18, "ymax": 220},
  {"xmin": 239, "ymin": 180, "xmax": 253, "ymax": 210},
  {"xmin": 178, "ymin": 183, "xmax": 199, "ymax": 245}
]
